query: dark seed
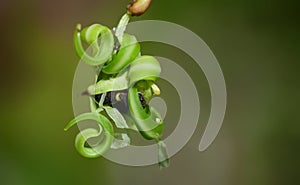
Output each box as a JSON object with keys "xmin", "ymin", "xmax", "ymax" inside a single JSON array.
[
  {"xmin": 94, "ymin": 91, "xmax": 147, "ymax": 110},
  {"xmin": 94, "ymin": 94, "xmax": 101, "ymax": 103},
  {"xmin": 138, "ymin": 93, "xmax": 147, "ymax": 109},
  {"xmin": 95, "ymin": 92, "xmax": 112, "ymax": 105}
]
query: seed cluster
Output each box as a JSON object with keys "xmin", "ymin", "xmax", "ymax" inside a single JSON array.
[{"xmin": 95, "ymin": 91, "xmax": 147, "ymax": 111}]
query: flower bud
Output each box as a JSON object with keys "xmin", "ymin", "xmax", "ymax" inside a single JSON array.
[{"xmin": 127, "ymin": 0, "xmax": 152, "ymax": 16}]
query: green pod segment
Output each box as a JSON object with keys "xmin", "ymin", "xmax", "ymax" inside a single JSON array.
[
  {"xmin": 87, "ymin": 55, "xmax": 161, "ymax": 95},
  {"xmin": 128, "ymin": 86, "xmax": 163, "ymax": 141},
  {"xmin": 102, "ymin": 34, "xmax": 140, "ymax": 74},
  {"xmin": 128, "ymin": 56, "xmax": 161, "ymax": 86},
  {"xmin": 64, "ymin": 112, "xmax": 114, "ymax": 158},
  {"xmin": 74, "ymin": 24, "xmax": 114, "ymax": 66},
  {"xmin": 87, "ymin": 71, "xmax": 129, "ymax": 95}
]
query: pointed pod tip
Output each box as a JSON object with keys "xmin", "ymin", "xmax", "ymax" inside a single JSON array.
[
  {"xmin": 159, "ymin": 160, "xmax": 170, "ymax": 169},
  {"xmin": 76, "ymin": 24, "xmax": 82, "ymax": 31},
  {"xmin": 64, "ymin": 123, "xmax": 73, "ymax": 131},
  {"xmin": 64, "ymin": 124, "xmax": 71, "ymax": 131}
]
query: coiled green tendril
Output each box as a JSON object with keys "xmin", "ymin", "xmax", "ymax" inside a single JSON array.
[
  {"xmin": 64, "ymin": 112, "xmax": 114, "ymax": 158},
  {"xmin": 65, "ymin": 3, "xmax": 169, "ymax": 168}
]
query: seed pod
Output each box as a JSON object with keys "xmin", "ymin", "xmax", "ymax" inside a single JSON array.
[{"xmin": 127, "ymin": 0, "xmax": 152, "ymax": 16}]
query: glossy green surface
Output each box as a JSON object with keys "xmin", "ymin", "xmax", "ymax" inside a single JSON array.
[{"xmin": 74, "ymin": 24, "xmax": 114, "ymax": 66}]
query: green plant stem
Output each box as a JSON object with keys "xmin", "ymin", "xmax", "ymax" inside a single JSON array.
[{"xmin": 115, "ymin": 14, "xmax": 131, "ymax": 43}]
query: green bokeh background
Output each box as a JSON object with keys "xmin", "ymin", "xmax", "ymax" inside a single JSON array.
[{"xmin": 0, "ymin": 0, "xmax": 299, "ymax": 185}]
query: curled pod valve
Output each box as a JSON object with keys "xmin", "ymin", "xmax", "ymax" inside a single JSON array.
[
  {"xmin": 74, "ymin": 24, "xmax": 114, "ymax": 66},
  {"xmin": 64, "ymin": 112, "xmax": 114, "ymax": 158},
  {"xmin": 102, "ymin": 34, "xmax": 140, "ymax": 74},
  {"xmin": 127, "ymin": 56, "xmax": 164, "ymax": 141},
  {"xmin": 128, "ymin": 86, "xmax": 164, "ymax": 140}
]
